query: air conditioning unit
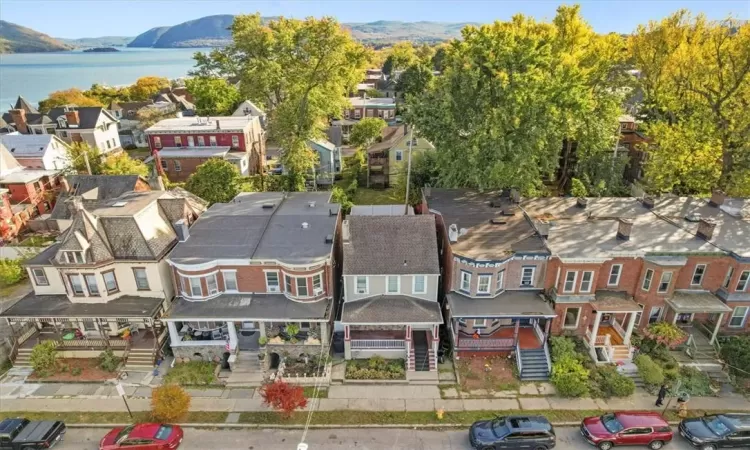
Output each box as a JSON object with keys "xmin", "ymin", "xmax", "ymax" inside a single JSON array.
[
  {"xmin": 313, "ymin": 288, "xmax": 323, "ymax": 295},
  {"xmin": 269, "ymin": 286, "xmax": 280, "ymax": 293},
  {"xmin": 357, "ymin": 289, "xmax": 366, "ymax": 294}
]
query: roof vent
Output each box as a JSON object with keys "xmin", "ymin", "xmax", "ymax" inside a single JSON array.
[
  {"xmin": 642, "ymin": 196, "xmax": 655, "ymax": 209},
  {"xmin": 684, "ymin": 212, "xmax": 702, "ymax": 223},
  {"xmin": 112, "ymin": 201, "xmax": 127, "ymax": 207},
  {"xmin": 490, "ymin": 218, "xmax": 507, "ymax": 225},
  {"xmin": 697, "ymin": 218, "xmax": 717, "ymax": 241},
  {"xmin": 617, "ymin": 218, "xmax": 634, "ymax": 241},
  {"xmin": 509, "ymin": 188, "xmax": 520, "ymax": 204},
  {"xmin": 308, "ymin": 201, "xmax": 316, "ymax": 208},
  {"xmin": 576, "ymin": 197, "xmax": 588, "ymax": 208},
  {"xmin": 302, "ymin": 222, "xmax": 309, "ymax": 229},
  {"xmin": 262, "ymin": 203, "xmax": 275, "ymax": 209},
  {"xmin": 489, "ymin": 199, "xmax": 503, "ymax": 208},
  {"xmin": 502, "ymin": 206, "xmax": 519, "ymax": 216},
  {"xmin": 709, "ymin": 189, "xmax": 726, "ymax": 207},
  {"xmin": 448, "ymin": 224, "xmax": 459, "ymax": 243},
  {"xmin": 325, "ymin": 234, "xmax": 334, "ymax": 244}
]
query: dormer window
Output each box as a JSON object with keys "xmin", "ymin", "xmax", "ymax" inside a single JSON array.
[
  {"xmin": 57, "ymin": 117, "xmax": 67, "ymax": 128},
  {"xmin": 63, "ymin": 251, "xmax": 84, "ymax": 264}
]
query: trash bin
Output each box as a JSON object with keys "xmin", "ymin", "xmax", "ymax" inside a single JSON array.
[
  {"xmin": 221, "ymin": 352, "xmax": 231, "ymax": 370},
  {"xmin": 333, "ymin": 332, "xmax": 344, "ymax": 353}
]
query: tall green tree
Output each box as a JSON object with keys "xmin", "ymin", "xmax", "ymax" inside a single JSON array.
[
  {"xmin": 185, "ymin": 77, "xmax": 241, "ymax": 116},
  {"xmin": 630, "ymin": 12, "xmax": 750, "ymax": 195},
  {"xmin": 65, "ymin": 142, "xmax": 103, "ymax": 175},
  {"xmin": 101, "ymin": 152, "xmax": 149, "ymax": 177},
  {"xmin": 396, "ymin": 64, "xmax": 434, "ymax": 99},
  {"xmin": 349, "ymin": 118, "xmax": 387, "ymax": 149},
  {"xmin": 192, "ymin": 14, "xmax": 369, "ymax": 190},
  {"xmin": 185, "ymin": 159, "xmax": 242, "ymax": 205}
]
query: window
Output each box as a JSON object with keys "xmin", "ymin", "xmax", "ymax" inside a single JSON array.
[
  {"xmin": 730, "ymin": 306, "xmax": 748, "ymax": 328},
  {"xmin": 521, "ymin": 266, "xmax": 535, "ymax": 287},
  {"xmin": 354, "ymin": 109, "xmax": 361, "ymax": 119},
  {"xmin": 285, "ymin": 275, "xmax": 293, "ymax": 293},
  {"xmin": 296, "ymin": 277, "xmax": 309, "ymax": 297},
  {"xmin": 563, "ymin": 271, "xmax": 577, "ymax": 293},
  {"xmin": 312, "ymin": 274, "xmax": 322, "ymax": 294},
  {"xmin": 580, "ymin": 271, "xmax": 594, "ymax": 293},
  {"xmin": 60, "ymin": 130, "xmax": 68, "ymax": 138},
  {"xmin": 102, "ymin": 270, "xmax": 118, "ymax": 294},
  {"xmin": 232, "ymin": 135, "xmax": 240, "ymax": 147},
  {"xmin": 622, "ymin": 427, "xmax": 652, "ymax": 435},
  {"xmin": 160, "ymin": 159, "xmax": 168, "ymax": 170},
  {"xmin": 658, "ymin": 272, "xmax": 673, "ymax": 293},
  {"xmin": 723, "ymin": 267, "xmax": 735, "ymax": 289},
  {"xmin": 496, "ymin": 270, "xmax": 505, "ymax": 292},
  {"xmin": 378, "ymin": 109, "xmax": 384, "ymax": 118},
  {"xmin": 395, "ymin": 150, "xmax": 403, "ymax": 161},
  {"xmin": 737, "ymin": 271, "xmax": 750, "ymax": 291},
  {"xmin": 608, "ymin": 264, "xmax": 622, "ymax": 286},
  {"xmin": 153, "ymin": 136, "xmax": 161, "ymax": 148},
  {"xmin": 68, "ymin": 274, "xmax": 85, "ymax": 296},
  {"xmin": 64, "ymin": 251, "xmax": 84, "ymax": 264},
  {"xmin": 692, "ymin": 264, "xmax": 707, "ymax": 286},
  {"xmin": 477, "ymin": 274, "xmax": 491, "ymax": 294},
  {"xmin": 132, "ymin": 268, "xmax": 149, "ymax": 290},
  {"xmin": 209, "ymin": 136, "xmax": 217, "ymax": 147},
  {"xmin": 197, "ymin": 136, "xmax": 205, "ymax": 146},
  {"xmin": 223, "ymin": 271, "xmax": 238, "ymax": 292},
  {"xmin": 563, "ymin": 307, "xmax": 580, "ymax": 329},
  {"xmin": 387, "ymin": 275, "xmax": 399, "ymax": 294},
  {"xmin": 187, "ymin": 136, "xmax": 195, "ymax": 147},
  {"xmin": 106, "ymin": 140, "xmax": 112, "ymax": 149},
  {"xmin": 83, "ymin": 274, "xmax": 99, "ymax": 296},
  {"xmin": 457, "ymin": 318, "xmax": 467, "ymax": 326},
  {"xmin": 648, "ymin": 306, "xmax": 663, "ymax": 324},
  {"xmin": 642, "ymin": 269, "xmax": 654, "ymax": 291},
  {"xmin": 174, "ymin": 161, "xmax": 181, "ymax": 172},
  {"xmin": 460, "ymin": 271, "xmax": 471, "ymax": 292},
  {"xmin": 31, "ymin": 268, "xmax": 48, "ymax": 286},
  {"xmin": 265, "ymin": 271, "xmax": 280, "ymax": 292},
  {"xmin": 206, "ymin": 274, "xmax": 218, "ymax": 295},
  {"xmin": 634, "ymin": 303, "xmax": 644, "ymax": 326},
  {"xmin": 474, "ymin": 318, "xmax": 486, "ymax": 328},
  {"xmin": 413, "ymin": 275, "xmax": 426, "ymax": 294},
  {"xmin": 356, "ymin": 276, "xmax": 368, "ymax": 294},
  {"xmin": 185, "ymin": 277, "xmax": 202, "ymax": 297},
  {"xmin": 174, "ymin": 136, "xmax": 182, "ymax": 146}
]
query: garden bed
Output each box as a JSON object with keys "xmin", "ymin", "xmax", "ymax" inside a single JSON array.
[
  {"xmin": 456, "ymin": 355, "xmax": 519, "ymax": 393},
  {"xmin": 163, "ymin": 361, "xmax": 219, "ymax": 386},
  {"xmin": 345, "ymin": 357, "xmax": 406, "ymax": 380},
  {"xmin": 28, "ymin": 358, "xmax": 118, "ymax": 382}
]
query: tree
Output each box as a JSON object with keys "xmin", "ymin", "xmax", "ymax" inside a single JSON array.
[
  {"xmin": 569, "ymin": 178, "xmax": 588, "ymax": 197},
  {"xmin": 185, "ymin": 159, "xmax": 242, "ymax": 204},
  {"xmin": 259, "ymin": 379, "xmax": 307, "ymax": 418},
  {"xmin": 101, "ymin": 152, "xmax": 150, "ymax": 177},
  {"xmin": 415, "ymin": 43, "xmax": 435, "ymax": 66},
  {"xmin": 630, "ymin": 12, "xmax": 750, "ymax": 195},
  {"xmin": 38, "ymin": 88, "xmax": 103, "ymax": 113},
  {"xmin": 130, "ymin": 76, "xmax": 170, "ymax": 100},
  {"xmin": 392, "ymin": 150, "xmax": 440, "ymax": 205},
  {"xmin": 431, "ymin": 45, "xmax": 447, "ymax": 72},
  {"xmin": 350, "ymin": 118, "xmax": 387, "ymax": 149},
  {"xmin": 384, "ymin": 42, "xmax": 417, "ymax": 74},
  {"xmin": 151, "ymin": 384, "xmax": 191, "ymax": 423},
  {"xmin": 65, "ymin": 142, "xmax": 103, "ymax": 175},
  {"xmin": 365, "ymin": 88, "xmax": 384, "ymax": 98},
  {"xmin": 136, "ymin": 107, "xmax": 178, "ymax": 131},
  {"xmin": 85, "ymin": 83, "xmax": 132, "ymax": 105},
  {"xmin": 396, "ymin": 64, "xmax": 434, "ymax": 98},
  {"xmin": 193, "ymin": 14, "xmax": 369, "ymax": 190},
  {"xmin": 186, "ymin": 76, "xmax": 241, "ymax": 116}
]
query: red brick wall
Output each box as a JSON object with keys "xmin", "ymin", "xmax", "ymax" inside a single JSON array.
[{"xmin": 148, "ymin": 132, "xmax": 247, "ymax": 152}]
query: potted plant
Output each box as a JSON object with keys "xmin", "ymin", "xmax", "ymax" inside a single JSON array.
[
  {"xmin": 258, "ymin": 336, "xmax": 268, "ymax": 347},
  {"xmin": 284, "ymin": 323, "xmax": 301, "ymax": 341}
]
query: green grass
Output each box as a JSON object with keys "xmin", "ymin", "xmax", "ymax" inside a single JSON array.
[
  {"xmin": 17, "ymin": 235, "xmax": 55, "ymax": 247},
  {"xmin": 351, "ymin": 188, "xmax": 401, "ymax": 205},
  {"xmin": 126, "ymin": 148, "xmax": 152, "ymax": 160},
  {"xmin": 302, "ymin": 386, "xmax": 329, "ymax": 399},
  {"xmin": 2, "ymin": 411, "xmax": 227, "ymax": 424},
  {"xmin": 163, "ymin": 361, "xmax": 218, "ymax": 386}
]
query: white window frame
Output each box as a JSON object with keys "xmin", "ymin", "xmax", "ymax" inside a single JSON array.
[
  {"xmin": 648, "ymin": 306, "xmax": 664, "ymax": 324},
  {"xmin": 729, "ymin": 306, "xmax": 749, "ymax": 328},
  {"xmin": 521, "ymin": 266, "xmax": 535, "ymax": 287},
  {"xmin": 580, "ymin": 271, "xmax": 594, "ymax": 293},
  {"xmin": 187, "ymin": 136, "xmax": 195, "ymax": 147},
  {"xmin": 474, "ymin": 318, "xmax": 487, "ymax": 328},
  {"xmin": 132, "ymin": 268, "xmax": 149, "ymax": 290},
  {"xmin": 736, "ymin": 270, "xmax": 750, "ymax": 291},
  {"xmin": 174, "ymin": 160, "xmax": 182, "ymax": 172},
  {"xmin": 386, "ymin": 275, "xmax": 400, "ymax": 294},
  {"xmin": 312, "ymin": 273, "xmax": 323, "ymax": 295},
  {"xmin": 496, "ymin": 269, "xmax": 505, "ymax": 292},
  {"xmin": 395, "ymin": 150, "xmax": 403, "ymax": 161},
  {"xmin": 563, "ymin": 307, "xmax": 581, "ymax": 329},
  {"xmin": 31, "ymin": 268, "xmax": 48, "ymax": 286},
  {"xmin": 642, "ymin": 269, "xmax": 654, "ymax": 291},
  {"xmin": 356, "ymin": 276, "xmax": 368, "ymax": 294},
  {"xmin": 206, "ymin": 273, "xmax": 219, "ymax": 295},
  {"xmin": 723, "ymin": 267, "xmax": 735, "ymax": 289},
  {"xmin": 209, "ymin": 136, "xmax": 217, "ymax": 147},
  {"xmin": 231, "ymin": 135, "xmax": 240, "ymax": 147},
  {"xmin": 64, "ymin": 251, "xmax": 84, "ymax": 264},
  {"xmin": 265, "ymin": 271, "xmax": 280, "ymax": 293},
  {"xmin": 354, "ymin": 109, "xmax": 361, "ymax": 119},
  {"xmin": 634, "ymin": 303, "xmax": 644, "ymax": 326},
  {"xmin": 153, "ymin": 136, "xmax": 161, "ymax": 149},
  {"xmin": 477, "ymin": 274, "xmax": 492, "ymax": 294},
  {"xmin": 691, "ymin": 264, "xmax": 707, "ymax": 286},
  {"xmin": 284, "ymin": 274, "xmax": 293, "ymax": 293},
  {"xmin": 658, "ymin": 271, "xmax": 673, "ymax": 293},
  {"xmin": 84, "ymin": 273, "xmax": 99, "ymax": 296},
  {"xmin": 563, "ymin": 271, "xmax": 578, "ymax": 293},
  {"xmin": 69, "ymin": 274, "xmax": 85, "ymax": 296},
  {"xmin": 413, "ymin": 275, "xmax": 426, "ymax": 294},
  {"xmin": 296, "ymin": 277, "xmax": 309, "ymax": 297},
  {"xmin": 174, "ymin": 136, "xmax": 182, "ymax": 146},
  {"xmin": 460, "ymin": 271, "xmax": 471, "ymax": 292},
  {"xmin": 197, "ymin": 136, "xmax": 205, "ymax": 146},
  {"xmin": 608, "ymin": 264, "xmax": 622, "ymax": 286},
  {"xmin": 186, "ymin": 276, "xmax": 203, "ymax": 297},
  {"xmin": 102, "ymin": 271, "xmax": 118, "ymax": 293},
  {"xmin": 223, "ymin": 270, "xmax": 238, "ymax": 292}
]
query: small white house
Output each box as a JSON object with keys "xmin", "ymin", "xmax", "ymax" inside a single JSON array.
[{"xmin": 0, "ymin": 134, "xmax": 71, "ymax": 170}]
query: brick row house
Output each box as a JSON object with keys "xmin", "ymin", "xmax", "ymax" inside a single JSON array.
[
  {"xmin": 161, "ymin": 192, "xmax": 340, "ymax": 381},
  {"xmin": 344, "ymin": 96, "xmax": 396, "ymax": 121},
  {"xmin": 145, "ymin": 116, "xmax": 265, "ymax": 182}
]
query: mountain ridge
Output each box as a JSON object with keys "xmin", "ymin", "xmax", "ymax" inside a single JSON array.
[{"xmin": 0, "ymin": 20, "xmax": 73, "ymax": 53}]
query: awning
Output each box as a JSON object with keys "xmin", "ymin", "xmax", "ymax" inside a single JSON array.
[
  {"xmin": 1, "ymin": 293, "xmax": 164, "ymax": 319},
  {"xmin": 665, "ymin": 291, "xmax": 732, "ymax": 314},
  {"xmin": 447, "ymin": 290, "xmax": 555, "ymax": 318},
  {"xmin": 591, "ymin": 291, "xmax": 642, "ymax": 312}
]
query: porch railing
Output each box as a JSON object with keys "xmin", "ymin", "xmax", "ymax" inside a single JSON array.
[
  {"xmin": 685, "ymin": 334, "xmax": 697, "ymax": 359},
  {"xmin": 516, "ymin": 341, "xmax": 523, "ymax": 374},
  {"xmin": 458, "ymin": 338, "xmax": 515, "ymax": 349},
  {"xmin": 351, "ymin": 339, "xmax": 405, "ymax": 349},
  {"xmin": 543, "ymin": 341, "xmax": 551, "ymax": 375},
  {"xmin": 17, "ymin": 323, "xmax": 37, "ymax": 346},
  {"xmin": 603, "ymin": 334, "xmax": 614, "ymax": 362},
  {"xmin": 612, "ymin": 319, "xmax": 626, "ymax": 338},
  {"xmin": 54, "ymin": 338, "xmax": 128, "ymax": 348},
  {"xmin": 532, "ymin": 320, "xmax": 545, "ymax": 343}
]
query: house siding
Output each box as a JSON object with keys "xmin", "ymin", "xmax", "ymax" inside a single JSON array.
[{"xmin": 343, "ymin": 274, "xmax": 438, "ymax": 302}]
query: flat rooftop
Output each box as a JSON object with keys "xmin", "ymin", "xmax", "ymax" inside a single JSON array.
[
  {"xmin": 146, "ymin": 116, "xmax": 256, "ymax": 133},
  {"xmin": 348, "ymin": 97, "xmax": 395, "ymax": 107},
  {"xmin": 0, "ymin": 168, "xmax": 59, "ymax": 184}
]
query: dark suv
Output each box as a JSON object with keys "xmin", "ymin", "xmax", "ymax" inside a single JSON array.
[
  {"xmin": 679, "ymin": 413, "xmax": 750, "ymax": 450},
  {"xmin": 469, "ymin": 415, "xmax": 556, "ymax": 449},
  {"xmin": 0, "ymin": 418, "xmax": 66, "ymax": 450}
]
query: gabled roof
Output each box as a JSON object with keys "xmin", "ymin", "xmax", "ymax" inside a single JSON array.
[
  {"xmin": 13, "ymin": 96, "xmax": 39, "ymax": 114},
  {"xmin": 47, "ymin": 107, "xmax": 116, "ymax": 129},
  {"xmin": 0, "ymin": 141, "xmax": 24, "ymax": 176},
  {"xmin": 49, "ymin": 175, "xmax": 150, "ymax": 221},
  {"xmin": 232, "ymin": 100, "xmax": 265, "ymax": 117},
  {"xmin": 368, "ymin": 126, "xmax": 407, "ymax": 154},
  {"xmin": 0, "ymin": 134, "xmax": 68, "ymax": 158},
  {"xmin": 307, "ymin": 139, "xmax": 336, "ymax": 153}
]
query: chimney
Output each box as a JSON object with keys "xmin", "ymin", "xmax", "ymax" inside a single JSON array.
[
  {"xmin": 216, "ymin": 120, "xmax": 221, "ymax": 130},
  {"xmin": 65, "ymin": 110, "xmax": 80, "ymax": 126},
  {"xmin": 536, "ymin": 220, "xmax": 550, "ymax": 238},
  {"xmin": 697, "ymin": 218, "xmax": 717, "ymax": 241},
  {"xmin": 174, "ymin": 218, "xmax": 190, "ymax": 242},
  {"xmin": 709, "ymin": 189, "xmax": 726, "ymax": 207},
  {"xmin": 448, "ymin": 223, "xmax": 459, "ymax": 243},
  {"xmin": 301, "ymin": 222, "xmax": 309, "ymax": 229},
  {"xmin": 60, "ymin": 177, "xmax": 70, "ymax": 193},
  {"xmin": 617, "ymin": 218, "xmax": 633, "ymax": 240},
  {"xmin": 509, "ymin": 188, "xmax": 520, "ymax": 204},
  {"xmin": 642, "ymin": 195, "xmax": 655, "ymax": 209},
  {"xmin": 576, "ymin": 197, "xmax": 588, "ymax": 208},
  {"xmin": 342, "ymin": 220, "xmax": 351, "ymax": 243},
  {"xmin": 9, "ymin": 109, "xmax": 28, "ymax": 134}
]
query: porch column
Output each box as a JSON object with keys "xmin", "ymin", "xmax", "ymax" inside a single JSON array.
[
  {"xmin": 405, "ymin": 325, "xmax": 413, "ymax": 371},
  {"xmin": 431, "ymin": 324, "xmax": 439, "ymax": 369},
  {"xmin": 589, "ymin": 311, "xmax": 602, "ymax": 348},
  {"xmin": 226, "ymin": 321, "xmax": 238, "ymax": 351},
  {"xmin": 513, "ymin": 319, "xmax": 520, "ymax": 345},
  {"xmin": 343, "ymin": 325, "xmax": 351, "ymax": 360},
  {"xmin": 624, "ymin": 310, "xmax": 638, "ymax": 346},
  {"xmin": 167, "ymin": 321, "xmax": 181, "ymax": 347},
  {"xmin": 258, "ymin": 322, "xmax": 267, "ymax": 339},
  {"xmin": 711, "ymin": 313, "xmax": 725, "ymax": 345},
  {"xmin": 544, "ymin": 318, "xmax": 551, "ymax": 341},
  {"xmin": 319, "ymin": 322, "xmax": 329, "ymax": 346},
  {"xmin": 673, "ymin": 309, "xmax": 679, "ymax": 324}
]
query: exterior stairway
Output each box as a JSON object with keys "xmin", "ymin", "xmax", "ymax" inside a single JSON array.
[
  {"xmin": 518, "ymin": 348, "xmax": 550, "ymax": 381},
  {"xmin": 124, "ymin": 347, "xmax": 155, "ymax": 371},
  {"xmin": 684, "ymin": 339, "xmax": 730, "ymax": 384},
  {"xmin": 226, "ymin": 351, "xmax": 265, "ymax": 385},
  {"xmin": 610, "ymin": 345, "xmax": 632, "ymax": 363},
  {"xmin": 413, "ymin": 332, "xmax": 431, "ymax": 372},
  {"xmin": 12, "ymin": 348, "xmax": 33, "ymax": 368}
]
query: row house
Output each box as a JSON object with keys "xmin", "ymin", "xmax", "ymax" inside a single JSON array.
[
  {"xmin": 145, "ymin": 116, "xmax": 265, "ymax": 182},
  {"xmin": 1, "ymin": 190, "xmax": 207, "ymax": 369},
  {"xmin": 423, "ymin": 189, "xmax": 556, "ymax": 381},
  {"xmin": 339, "ymin": 213, "xmax": 443, "ymax": 380},
  {"xmin": 0, "ymin": 134, "xmax": 71, "ymax": 171},
  {"xmin": 344, "ymin": 96, "xmax": 396, "ymax": 121},
  {"xmin": 162, "ymin": 192, "xmax": 340, "ymax": 376}
]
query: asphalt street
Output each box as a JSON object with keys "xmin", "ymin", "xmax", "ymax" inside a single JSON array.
[{"xmin": 57, "ymin": 426, "xmax": 701, "ymax": 449}]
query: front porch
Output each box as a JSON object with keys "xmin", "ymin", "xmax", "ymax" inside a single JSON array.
[
  {"xmin": 664, "ymin": 291, "xmax": 732, "ymax": 345},
  {"xmin": 585, "ymin": 293, "xmax": 641, "ymax": 364},
  {"xmin": 343, "ymin": 325, "xmax": 440, "ymax": 373}
]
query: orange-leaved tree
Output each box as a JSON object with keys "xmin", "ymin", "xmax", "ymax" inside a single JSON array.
[{"xmin": 259, "ymin": 379, "xmax": 307, "ymax": 418}]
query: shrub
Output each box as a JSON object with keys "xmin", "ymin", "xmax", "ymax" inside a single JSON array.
[
  {"xmin": 98, "ymin": 349, "xmax": 122, "ymax": 372},
  {"xmin": 678, "ymin": 366, "xmax": 713, "ymax": 396},
  {"xmin": 634, "ymin": 354, "xmax": 665, "ymax": 387},
  {"xmin": 720, "ymin": 336, "xmax": 750, "ymax": 378},
  {"xmin": 30, "ymin": 341, "xmax": 57, "ymax": 375},
  {"xmin": 643, "ymin": 322, "xmax": 688, "ymax": 348},
  {"xmin": 285, "ymin": 323, "xmax": 300, "ymax": 338},
  {"xmin": 151, "ymin": 384, "xmax": 191, "ymax": 422},
  {"xmin": 163, "ymin": 361, "xmax": 217, "ymax": 385},
  {"xmin": 569, "ymin": 178, "xmax": 588, "ymax": 197},
  {"xmin": 346, "ymin": 358, "xmax": 406, "ymax": 380},
  {"xmin": 258, "ymin": 336, "xmax": 268, "ymax": 346},
  {"xmin": 0, "ymin": 259, "xmax": 25, "ymax": 285},
  {"xmin": 551, "ymin": 355, "xmax": 590, "ymax": 397},
  {"xmin": 259, "ymin": 380, "xmax": 307, "ymax": 418},
  {"xmin": 593, "ymin": 365, "xmax": 636, "ymax": 398},
  {"xmin": 71, "ymin": 367, "xmax": 82, "ymax": 376},
  {"xmin": 549, "ymin": 336, "xmax": 577, "ymax": 362}
]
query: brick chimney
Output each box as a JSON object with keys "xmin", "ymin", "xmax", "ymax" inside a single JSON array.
[
  {"xmin": 697, "ymin": 218, "xmax": 717, "ymax": 241},
  {"xmin": 617, "ymin": 218, "xmax": 633, "ymax": 240},
  {"xmin": 342, "ymin": 220, "xmax": 351, "ymax": 243},
  {"xmin": 536, "ymin": 220, "xmax": 550, "ymax": 238},
  {"xmin": 709, "ymin": 189, "xmax": 726, "ymax": 207},
  {"xmin": 65, "ymin": 110, "xmax": 80, "ymax": 127},
  {"xmin": 9, "ymin": 109, "xmax": 28, "ymax": 134}
]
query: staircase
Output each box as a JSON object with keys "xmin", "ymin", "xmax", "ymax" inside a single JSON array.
[
  {"xmin": 686, "ymin": 340, "xmax": 730, "ymax": 384},
  {"xmin": 610, "ymin": 345, "xmax": 632, "ymax": 363},
  {"xmin": 518, "ymin": 348, "xmax": 550, "ymax": 381},
  {"xmin": 12, "ymin": 348, "xmax": 33, "ymax": 368},
  {"xmin": 232, "ymin": 351, "xmax": 263, "ymax": 373},
  {"xmin": 618, "ymin": 363, "xmax": 645, "ymax": 389},
  {"xmin": 413, "ymin": 332, "xmax": 431, "ymax": 372},
  {"xmin": 124, "ymin": 347, "xmax": 155, "ymax": 371}
]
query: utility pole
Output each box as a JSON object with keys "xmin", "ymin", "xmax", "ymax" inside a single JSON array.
[
  {"xmin": 83, "ymin": 151, "xmax": 92, "ymax": 175},
  {"xmin": 404, "ymin": 126, "xmax": 414, "ymax": 215}
]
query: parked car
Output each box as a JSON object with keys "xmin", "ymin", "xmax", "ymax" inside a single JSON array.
[
  {"xmin": 469, "ymin": 415, "xmax": 556, "ymax": 449},
  {"xmin": 0, "ymin": 418, "xmax": 66, "ymax": 450},
  {"xmin": 580, "ymin": 411, "xmax": 673, "ymax": 450},
  {"xmin": 679, "ymin": 413, "xmax": 750, "ymax": 450},
  {"xmin": 99, "ymin": 423, "xmax": 183, "ymax": 450}
]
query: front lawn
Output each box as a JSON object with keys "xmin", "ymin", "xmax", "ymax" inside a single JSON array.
[
  {"xmin": 456, "ymin": 356, "xmax": 520, "ymax": 394},
  {"xmin": 163, "ymin": 361, "xmax": 218, "ymax": 386}
]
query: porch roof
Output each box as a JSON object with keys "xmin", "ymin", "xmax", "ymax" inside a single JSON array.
[
  {"xmin": 0, "ymin": 293, "xmax": 164, "ymax": 319},
  {"xmin": 665, "ymin": 291, "xmax": 732, "ymax": 314},
  {"xmin": 591, "ymin": 291, "xmax": 642, "ymax": 312},
  {"xmin": 164, "ymin": 294, "xmax": 331, "ymax": 322},
  {"xmin": 446, "ymin": 290, "xmax": 555, "ymax": 318},
  {"xmin": 341, "ymin": 295, "xmax": 442, "ymax": 325}
]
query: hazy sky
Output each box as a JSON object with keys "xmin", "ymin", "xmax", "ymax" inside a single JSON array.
[{"xmin": 1, "ymin": 0, "xmax": 748, "ymax": 39}]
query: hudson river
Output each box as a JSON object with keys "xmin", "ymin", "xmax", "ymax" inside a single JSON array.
[{"xmin": 0, "ymin": 48, "xmax": 211, "ymax": 108}]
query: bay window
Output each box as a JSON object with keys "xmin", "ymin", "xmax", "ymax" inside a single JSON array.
[
  {"xmin": 266, "ymin": 271, "xmax": 280, "ymax": 292},
  {"xmin": 477, "ymin": 274, "xmax": 491, "ymax": 294},
  {"xmin": 285, "ymin": 275, "xmax": 293, "ymax": 293},
  {"xmin": 460, "ymin": 271, "xmax": 471, "ymax": 292},
  {"xmin": 312, "ymin": 274, "xmax": 322, "ymax": 294},
  {"xmin": 68, "ymin": 274, "xmax": 85, "ymax": 296},
  {"xmin": 102, "ymin": 270, "xmax": 118, "ymax": 294},
  {"xmin": 206, "ymin": 274, "xmax": 218, "ymax": 295},
  {"xmin": 296, "ymin": 277, "xmax": 309, "ymax": 297},
  {"xmin": 84, "ymin": 274, "xmax": 99, "ymax": 296}
]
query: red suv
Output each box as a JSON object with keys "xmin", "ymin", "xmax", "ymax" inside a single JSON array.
[{"xmin": 581, "ymin": 411, "xmax": 673, "ymax": 450}]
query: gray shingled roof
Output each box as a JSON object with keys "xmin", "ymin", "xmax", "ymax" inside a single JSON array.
[
  {"xmin": 49, "ymin": 175, "xmax": 148, "ymax": 221},
  {"xmin": 343, "ymin": 215, "xmax": 439, "ymax": 275},
  {"xmin": 47, "ymin": 107, "xmax": 115, "ymax": 129},
  {"xmin": 665, "ymin": 291, "xmax": 732, "ymax": 313},
  {"xmin": 166, "ymin": 294, "xmax": 331, "ymax": 321},
  {"xmin": 0, "ymin": 292, "xmax": 164, "ymax": 318},
  {"xmin": 341, "ymin": 295, "xmax": 442, "ymax": 324},
  {"xmin": 447, "ymin": 290, "xmax": 556, "ymax": 318}
]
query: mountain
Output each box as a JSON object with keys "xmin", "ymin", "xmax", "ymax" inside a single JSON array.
[
  {"xmin": 346, "ymin": 20, "xmax": 476, "ymax": 43},
  {"xmin": 129, "ymin": 15, "xmax": 234, "ymax": 48},
  {"xmin": 127, "ymin": 26, "xmax": 170, "ymax": 48},
  {"xmin": 57, "ymin": 36, "xmax": 134, "ymax": 48},
  {"xmin": 0, "ymin": 20, "xmax": 73, "ymax": 53}
]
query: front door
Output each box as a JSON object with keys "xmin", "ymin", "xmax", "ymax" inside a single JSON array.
[{"xmin": 236, "ymin": 322, "xmax": 259, "ymax": 351}]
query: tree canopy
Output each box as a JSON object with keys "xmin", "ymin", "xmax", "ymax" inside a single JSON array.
[
  {"xmin": 184, "ymin": 158, "xmax": 242, "ymax": 204},
  {"xmin": 38, "ymin": 89, "xmax": 103, "ymax": 113},
  {"xmin": 65, "ymin": 142, "xmax": 103, "ymax": 175},
  {"xmin": 349, "ymin": 117, "xmax": 387, "ymax": 149},
  {"xmin": 382, "ymin": 42, "xmax": 417, "ymax": 75},
  {"xmin": 396, "ymin": 64, "xmax": 434, "ymax": 99},
  {"xmin": 130, "ymin": 76, "xmax": 170, "ymax": 100},
  {"xmin": 185, "ymin": 76, "xmax": 240, "ymax": 116},
  {"xmin": 101, "ymin": 152, "xmax": 150, "ymax": 177}
]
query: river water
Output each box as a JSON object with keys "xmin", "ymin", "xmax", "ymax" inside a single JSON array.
[{"xmin": 0, "ymin": 47, "xmax": 211, "ymax": 108}]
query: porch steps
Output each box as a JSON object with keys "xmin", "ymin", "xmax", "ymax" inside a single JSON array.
[
  {"xmin": 610, "ymin": 345, "xmax": 632, "ymax": 363},
  {"xmin": 617, "ymin": 365, "xmax": 646, "ymax": 389},
  {"xmin": 12, "ymin": 348, "xmax": 33, "ymax": 368},
  {"xmin": 231, "ymin": 351, "xmax": 263, "ymax": 374},
  {"xmin": 124, "ymin": 348, "xmax": 155, "ymax": 371},
  {"xmin": 519, "ymin": 348, "xmax": 550, "ymax": 381},
  {"xmin": 413, "ymin": 333, "xmax": 431, "ymax": 372}
]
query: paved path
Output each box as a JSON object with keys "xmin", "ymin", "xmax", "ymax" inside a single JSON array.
[{"xmin": 49, "ymin": 427, "xmax": 702, "ymax": 450}]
